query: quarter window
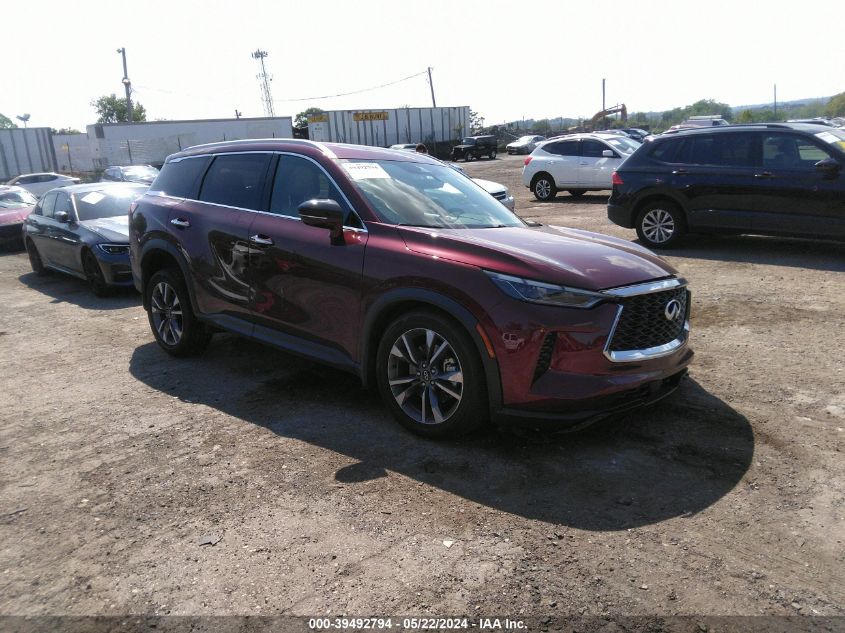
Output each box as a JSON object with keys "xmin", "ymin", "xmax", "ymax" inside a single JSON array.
[
  {"xmin": 269, "ymin": 155, "xmax": 352, "ymax": 221},
  {"xmin": 151, "ymin": 155, "xmax": 212, "ymax": 199},
  {"xmin": 199, "ymin": 153, "xmax": 271, "ymax": 210}
]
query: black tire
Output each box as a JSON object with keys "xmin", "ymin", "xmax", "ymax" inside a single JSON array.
[
  {"xmin": 489, "ymin": 149, "xmax": 497, "ymax": 160},
  {"xmin": 531, "ymin": 173, "xmax": 557, "ymax": 202},
  {"xmin": 635, "ymin": 200, "xmax": 687, "ymax": 249},
  {"xmin": 376, "ymin": 310, "xmax": 487, "ymax": 438},
  {"xmin": 25, "ymin": 239, "xmax": 49, "ymax": 276},
  {"xmin": 145, "ymin": 268, "xmax": 211, "ymax": 357},
  {"xmin": 82, "ymin": 250, "xmax": 111, "ymax": 297},
  {"xmin": 465, "ymin": 153, "xmax": 473, "ymax": 162},
  {"xmin": 568, "ymin": 189, "xmax": 586, "ymax": 198}
]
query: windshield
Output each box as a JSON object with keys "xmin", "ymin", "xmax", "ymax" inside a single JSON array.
[
  {"xmin": 461, "ymin": 138, "xmax": 476, "ymax": 145},
  {"xmin": 341, "ymin": 159, "xmax": 524, "ymax": 229},
  {"xmin": 0, "ymin": 189, "xmax": 37, "ymax": 208},
  {"xmin": 517, "ymin": 136, "xmax": 535, "ymax": 143},
  {"xmin": 73, "ymin": 187, "xmax": 145, "ymax": 221},
  {"xmin": 123, "ymin": 165, "xmax": 159, "ymax": 179},
  {"xmin": 815, "ymin": 129, "xmax": 845, "ymax": 152},
  {"xmin": 604, "ymin": 136, "xmax": 641, "ymax": 154}
]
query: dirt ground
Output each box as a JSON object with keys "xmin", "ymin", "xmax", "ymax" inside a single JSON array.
[{"xmin": 1, "ymin": 154, "xmax": 843, "ymax": 626}]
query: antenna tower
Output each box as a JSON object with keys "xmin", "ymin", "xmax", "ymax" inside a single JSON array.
[{"xmin": 251, "ymin": 49, "xmax": 275, "ymax": 117}]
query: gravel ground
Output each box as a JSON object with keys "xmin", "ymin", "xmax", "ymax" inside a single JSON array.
[{"xmin": 1, "ymin": 154, "xmax": 843, "ymax": 625}]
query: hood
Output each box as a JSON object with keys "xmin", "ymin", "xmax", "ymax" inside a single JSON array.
[
  {"xmin": 472, "ymin": 178, "xmax": 506, "ymax": 195},
  {"xmin": 507, "ymin": 140, "xmax": 529, "ymax": 147},
  {"xmin": 125, "ymin": 175, "xmax": 155, "ymax": 184},
  {"xmin": 397, "ymin": 224, "xmax": 676, "ymax": 291},
  {"xmin": 0, "ymin": 205, "xmax": 33, "ymax": 226},
  {"xmin": 79, "ymin": 215, "xmax": 129, "ymax": 242}
]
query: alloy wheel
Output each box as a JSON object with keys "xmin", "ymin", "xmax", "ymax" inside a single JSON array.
[
  {"xmin": 641, "ymin": 208, "xmax": 675, "ymax": 244},
  {"xmin": 535, "ymin": 179, "xmax": 552, "ymax": 200},
  {"xmin": 387, "ymin": 328, "xmax": 464, "ymax": 425},
  {"xmin": 150, "ymin": 281, "xmax": 184, "ymax": 346}
]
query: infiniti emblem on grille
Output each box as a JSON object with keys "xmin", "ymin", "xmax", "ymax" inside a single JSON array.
[{"xmin": 664, "ymin": 299, "xmax": 683, "ymax": 322}]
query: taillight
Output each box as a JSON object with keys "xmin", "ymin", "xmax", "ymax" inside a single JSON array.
[
  {"xmin": 524, "ymin": 156, "xmax": 533, "ymax": 166},
  {"xmin": 611, "ymin": 171, "xmax": 623, "ymax": 186}
]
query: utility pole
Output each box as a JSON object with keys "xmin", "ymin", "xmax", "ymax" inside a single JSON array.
[
  {"xmin": 427, "ymin": 67, "xmax": 437, "ymax": 108},
  {"xmin": 251, "ymin": 49, "xmax": 275, "ymax": 117},
  {"xmin": 773, "ymin": 83, "xmax": 777, "ymax": 119},
  {"xmin": 117, "ymin": 48, "xmax": 133, "ymax": 123},
  {"xmin": 234, "ymin": 109, "xmax": 242, "ymax": 119}
]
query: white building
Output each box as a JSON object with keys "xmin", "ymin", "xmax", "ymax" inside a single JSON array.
[{"xmin": 85, "ymin": 116, "xmax": 294, "ymax": 169}]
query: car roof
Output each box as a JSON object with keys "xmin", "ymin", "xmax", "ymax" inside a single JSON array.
[
  {"xmin": 49, "ymin": 182, "xmax": 149, "ymax": 195},
  {"xmin": 170, "ymin": 139, "xmax": 443, "ymax": 165},
  {"xmin": 659, "ymin": 122, "xmax": 833, "ymax": 136}
]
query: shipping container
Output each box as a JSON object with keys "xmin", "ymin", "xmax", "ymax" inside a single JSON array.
[
  {"xmin": 0, "ymin": 128, "xmax": 58, "ymax": 181},
  {"xmin": 307, "ymin": 107, "xmax": 470, "ymax": 147},
  {"xmin": 53, "ymin": 133, "xmax": 95, "ymax": 173}
]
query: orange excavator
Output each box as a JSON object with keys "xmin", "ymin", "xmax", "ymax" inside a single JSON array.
[{"xmin": 568, "ymin": 104, "xmax": 628, "ymax": 133}]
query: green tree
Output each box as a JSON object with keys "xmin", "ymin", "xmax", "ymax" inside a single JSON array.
[
  {"xmin": 91, "ymin": 94, "xmax": 147, "ymax": 123},
  {"xmin": 0, "ymin": 113, "xmax": 17, "ymax": 129},
  {"xmin": 294, "ymin": 107, "xmax": 325, "ymax": 130},
  {"xmin": 824, "ymin": 92, "xmax": 845, "ymax": 118},
  {"xmin": 531, "ymin": 119, "xmax": 551, "ymax": 134},
  {"xmin": 50, "ymin": 127, "xmax": 81, "ymax": 135},
  {"xmin": 469, "ymin": 110, "xmax": 484, "ymax": 134}
]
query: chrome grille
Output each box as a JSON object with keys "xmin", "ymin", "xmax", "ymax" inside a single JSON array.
[{"xmin": 608, "ymin": 288, "xmax": 689, "ymax": 352}]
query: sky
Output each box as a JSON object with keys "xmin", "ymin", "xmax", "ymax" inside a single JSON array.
[{"xmin": 2, "ymin": 0, "xmax": 843, "ymax": 131}]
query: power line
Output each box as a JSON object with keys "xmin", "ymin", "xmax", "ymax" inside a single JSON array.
[{"xmin": 272, "ymin": 69, "xmax": 429, "ymax": 103}]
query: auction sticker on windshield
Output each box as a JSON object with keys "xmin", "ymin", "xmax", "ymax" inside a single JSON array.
[{"xmin": 342, "ymin": 162, "xmax": 391, "ymax": 180}]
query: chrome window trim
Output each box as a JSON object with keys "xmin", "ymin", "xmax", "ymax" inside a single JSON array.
[
  {"xmin": 149, "ymin": 151, "xmax": 367, "ymax": 233},
  {"xmin": 603, "ymin": 277, "xmax": 686, "ymax": 298}
]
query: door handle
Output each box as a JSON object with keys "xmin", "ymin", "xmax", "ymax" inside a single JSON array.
[
  {"xmin": 170, "ymin": 218, "xmax": 190, "ymax": 228},
  {"xmin": 754, "ymin": 172, "xmax": 774, "ymax": 179},
  {"xmin": 250, "ymin": 234, "xmax": 274, "ymax": 246}
]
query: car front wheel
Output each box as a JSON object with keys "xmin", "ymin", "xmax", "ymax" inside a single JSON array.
[
  {"xmin": 376, "ymin": 311, "xmax": 486, "ymax": 438},
  {"xmin": 635, "ymin": 201, "xmax": 686, "ymax": 248},
  {"xmin": 531, "ymin": 174, "xmax": 557, "ymax": 201},
  {"xmin": 146, "ymin": 268, "xmax": 211, "ymax": 356}
]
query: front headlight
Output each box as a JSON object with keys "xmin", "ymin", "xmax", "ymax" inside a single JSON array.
[
  {"xmin": 485, "ymin": 271, "xmax": 606, "ymax": 309},
  {"xmin": 97, "ymin": 243, "xmax": 129, "ymax": 255}
]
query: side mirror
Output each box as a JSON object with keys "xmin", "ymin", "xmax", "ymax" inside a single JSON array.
[
  {"xmin": 54, "ymin": 210, "xmax": 70, "ymax": 223},
  {"xmin": 815, "ymin": 158, "xmax": 841, "ymax": 176},
  {"xmin": 602, "ymin": 149, "xmax": 616, "ymax": 158},
  {"xmin": 298, "ymin": 199, "xmax": 345, "ymax": 245}
]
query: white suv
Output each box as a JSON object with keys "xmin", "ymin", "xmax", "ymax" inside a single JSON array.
[
  {"xmin": 6, "ymin": 172, "xmax": 81, "ymax": 198},
  {"xmin": 522, "ymin": 133, "xmax": 640, "ymax": 201}
]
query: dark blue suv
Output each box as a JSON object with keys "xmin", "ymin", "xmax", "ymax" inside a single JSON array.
[{"xmin": 607, "ymin": 123, "xmax": 845, "ymax": 248}]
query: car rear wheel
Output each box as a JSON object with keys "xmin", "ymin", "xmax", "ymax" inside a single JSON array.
[
  {"xmin": 489, "ymin": 149, "xmax": 497, "ymax": 159},
  {"xmin": 531, "ymin": 174, "xmax": 557, "ymax": 201},
  {"xmin": 82, "ymin": 250, "xmax": 110, "ymax": 297},
  {"xmin": 26, "ymin": 239, "xmax": 49, "ymax": 276},
  {"xmin": 146, "ymin": 268, "xmax": 211, "ymax": 356},
  {"xmin": 376, "ymin": 311, "xmax": 486, "ymax": 438},
  {"xmin": 465, "ymin": 153, "xmax": 473, "ymax": 162},
  {"xmin": 635, "ymin": 201, "xmax": 686, "ymax": 248},
  {"xmin": 568, "ymin": 189, "xmax": 586, "ymax": 197}
]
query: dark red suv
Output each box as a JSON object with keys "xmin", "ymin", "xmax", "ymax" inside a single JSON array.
[{"xmin": 129, "ymin": 139, "xmax": 693, "ymax": 437}]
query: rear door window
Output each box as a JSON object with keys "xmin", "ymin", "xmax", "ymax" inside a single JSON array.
[
  {"xmin": 543, "ymin": 141, "xmax": 579, "ymax": 156},
  {"xmin": 677, "ymin": 134, "xmax": 754, "ymax": 167},
  {"xmin": 199, "ymin": 153, "xmax": 271, "ymax": 210},
  {"xmin": 650, "ymin": 139, "xmax": 683, "ymax": 162}
]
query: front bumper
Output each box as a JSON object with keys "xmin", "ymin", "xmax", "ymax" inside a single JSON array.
[
  {"xmin": 0, "ymin": 222, "xmax": 24, "ymax": 244},
  {"xmin": 95, "ymin": 250, "xmax": 135, "ymax": 287},
  {"xmin": 492, "ymin": 367, "xmax": 688, "ymax": 430}
]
